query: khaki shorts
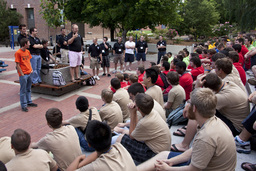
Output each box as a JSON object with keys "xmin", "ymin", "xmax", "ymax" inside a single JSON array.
[
  {"xmin": 114, "ymin": 54, "xmax": 124, "ymax": 64},
  {"xmin": 60, "ymin": 49, "xmax": 69, "ymax": 63},
  {"xmin": 90, "ymin": 57, "xmax": 101, "ymax": 69}
]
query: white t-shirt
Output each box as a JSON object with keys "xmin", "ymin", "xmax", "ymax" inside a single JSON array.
[{"xmin": 125, "ymin": 41, "xmax": 135, "ymax": 54}]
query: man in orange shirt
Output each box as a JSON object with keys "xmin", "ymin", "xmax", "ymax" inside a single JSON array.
[{"xmin": 15, "ymin": 38, "xmax": 37, "ymax": 112}]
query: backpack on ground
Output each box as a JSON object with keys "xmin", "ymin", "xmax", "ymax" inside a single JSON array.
[
  {"xmin": 52, "ymin": 71, "xmax": 66, "ymax": 86},
  {"xmin": 160, "ymin": 73, "xmax": 170, "ymax": 89},
  {"xmin": 86, "ymin": 76, "xmax": 96, "ymax": 86},
  {"xmin": 166, "ymin": 102, "xmax": 187, "ymax": 127}
]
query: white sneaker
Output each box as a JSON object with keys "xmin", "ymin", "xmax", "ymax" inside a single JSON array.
[
  {"xmin": 96, "ymin": 76, "xmax": 100, "ymax": 80},
  {"xmin": 112, "ymin": 70, "xmax": 117, "ymax": 74},
  {"xmin": 93, "ymin": 76, "xmax": 97, "ymax": 79}
]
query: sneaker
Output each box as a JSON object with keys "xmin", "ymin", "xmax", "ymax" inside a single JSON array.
[
  {"xmin": 235, "ymin": 136, "xmax": 251, "ymax": 154},
  {"xmin": 102, "ymin": 73, "xmax": 106, "ymax": 76},
  {"xmin": 248, "ymin": 78, "xmax": 256, "ymax": 85},
  {"xmin": 22, "ymin": 107, "xmax": 28, "ymax": 112},
  {"xmin": 93, "ymin": 76, "xmax": 97, "ymax": 79},
  {"xmin": 96, "ymin": 76, "xmax": 100, "ymax": 80},
  {"xmin": 112, "ymin": 70, "xmax": 117, "ymax": 74},
  {"xmin": 107, "ymin": 74, "xmax": 111, "ymax": 77},
  {"xmin": 27, "ymin": 103, "xmax": 38, "ymax": 107}
]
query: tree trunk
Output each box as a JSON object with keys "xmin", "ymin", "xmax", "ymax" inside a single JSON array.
[
  {"xmin": 122, "ymin": 29, "xmax": 127, "ymax": 43},
  {"xmin": 110, "ymin": 28, "xmax": 115, "ymax": 41}
]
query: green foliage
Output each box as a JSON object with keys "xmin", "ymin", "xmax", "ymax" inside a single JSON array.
[
  {"xmin": 40, "ymin": 0, "xmax": 66, "ymax": 28},
  {"xmin": 182, "ymin": 0, "xmax": 220, "ymax": 40},
  {"xmin": 166, "ymin": 29, "xmax": 179, "ymax": 40},
  {"xmin": 0, "ymin": 0, "xmax": 22, "ymax": 42},
  {"xmin": 211, "ymin": 22, "xmax": 237, "ymax": 37},
  {"xmin": 153, "ymin": 28, "xmax": 169, "ymax": 39},
  {"xmin": 64, "ymin": 0, "xmax": 180, "ymax": 40},
  {"xmin": 126, "ymin": 31, "xmax": 149, "ymax": 42}
]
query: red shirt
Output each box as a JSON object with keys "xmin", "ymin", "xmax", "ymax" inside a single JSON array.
[
  {"xmin": 138, "ymin": 72, "xmax": 145, "ymax": 83},
  {"xmin": 238, "ymin": 52, "xmax": 244, "ymax": 67},
  {"xmin": 170, "ymin": 69, "xmax": 176, "ymax": 72},
  {"xmin": 111, "ymin": 87, "xmax": 116, "ymax": 93},
  {"xmin": 198, "ymin": 54, "xmax": 203, "ymax": 59},
  {"xmin": 163, "ymin": 70, "xmax": 169, "ymax": 75},
  {"xmin": 121, "ymin": 81, "xmax": 128, "ymax": 88},
  {"xmin": 187, "ymin": 65, "xmax": 193, "ymax": 70},
  {"xmin": 190, "ymin": 66, "xmax": 204, "ymax": 80},
  {"xmin": 164, "ymin": 84, "xmax": 173, "ymax": 95},
  {"xmin": 155, "ymin": 75, "xmax": 165, "ymax": 90},
  {"xmin": 179, "ymin": 73, "xmax": 193, "ymax": 100},
  {"xmin": 241, "ymin": 45, "xmax": 250, "ymax": 69},
  {"xmin": 233, "ymin": 62, "xmax": 246, "ymax": 85}
]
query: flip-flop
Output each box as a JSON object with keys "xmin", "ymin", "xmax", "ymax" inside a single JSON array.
[
  {"xmin": 71, "ymin": 80, "xmax": 76, "ymax": 83},
  {"xmin": 241, "ymin": 162, "xmax": 256, "ymax": 171},
  {"xmin": 173, "ymin": 129, "xmax": 186, "ymax": 137},
  {"xmin": 170, "ymin": 144, "xmax": 185, "ymax": 152}
]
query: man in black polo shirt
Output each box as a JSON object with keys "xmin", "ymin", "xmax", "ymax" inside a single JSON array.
[
  {"xmin": 156, "ymin": 35, "xmax": 167, "ymax": 64},
  {"xmin": 28, "ymin": 27, "xmax": 43, "ymax": 84},
  {"xmin": 18, "ymin": 24, "xmax": 27, "ymax": 45},
  {"xmin": 67, "ymin": 24, "xmax": 84, "ymax": 82},
  {"xmin": 88, "ymin": 38, "xmax": 102, "ymax": 80},
  {"xmin": 112, "ymin": 37, "xmax": 125, "ymax": 74},
  {"xmin": 100, "ymin": 37, "xmax": 111, "ymax": 77},
  {"xmin": 136, "ymin": 36, "xmax": 148, "ymax": 66},
  {"xmin": 58, "ymin": 28, "xmax": 69, "ymax": 63}
]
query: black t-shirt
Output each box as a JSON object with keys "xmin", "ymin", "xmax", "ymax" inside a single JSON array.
[
  {"xmin": 113, "ymin": 42, "xmax": 125, "ymax": 54},
  {"xmin": 58, "ymin": 34, "xmax": 68, "ymax": 50},
  {"xmin": 53, "ymin": 45, "xmax": 61, "ymax": 58},
  {"xmin": 40, "ymin": 47, "xmax": 51, "ymax": 62},
  {"xmin": 67, "ymin": 32, "xmax": 84, "ymax": 52},
  {"xmin": 28, "ymin": 36, "xmax": 41, "ymax": 54},
  {"xmin": 100, "ymin": 42, "xmax": 110, "ymax": 56},
  {"xmin": 18, "ymin": 34, "xmax": 27, "ymax": 45},
  {"xmin": 136, "ymin": 41, "xmax": 148, "ymax": 53},
  {"xmin": 157, "ymin": 40, "xmax": 167, "ymax": 52},
  {"xmin": 88, "ymin": 43, "xmax": 102, "ymax": 57}
]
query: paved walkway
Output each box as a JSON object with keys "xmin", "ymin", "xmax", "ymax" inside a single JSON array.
[{"xmin": 0, "ymin": 46, "xmax": 255, "ymax": 170}]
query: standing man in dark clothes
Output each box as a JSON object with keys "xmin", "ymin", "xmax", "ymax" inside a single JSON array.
[
  {"xmin": 28, "ymin": 27, "xmax": 43, "ymax": 85},
  {"xmin": 136, "ymin": 36, "xmax": 148, "ymax": 67},
  {"xmin": 17, "ymin": 24, "xmax": 27, "ymax": 45},
  {"xmin": 156, "ymin": 35, "xmax": 167, "ymax": 64},
  {"xmin": 67, "ymin": 24, "xmax": 84, "ymax": 82},
  {"xmin": 112, "ymin": 37, "xmax": 125, "ymax": 74},
  {"xmin": 88, "ymin": 38, "xmax": 102, "ymax": 80},
  {"xmin": 58, "ymin": 28, "xmax": 69, "ymax": 63},
  {"xmin": 100, "ymin": 37, "xmax": 111, "ymax": 77}
]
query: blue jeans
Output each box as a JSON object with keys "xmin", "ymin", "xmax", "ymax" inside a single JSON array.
[
  {"xmin": 19, "ymin": 74, "xmax": 32, "ymax": 108},
  {"xmin": 168, "ymin": 152, "xmax": 190, "ymax": 166},
  {"xmin": 75, "ymin": 128, "xmax": 95, "ymax": 152},
  {"xmin": 157, "ymin": 51, "xmax": 166, "ymax": 64},
  {"xmin": 30, "ymin": 55, "xmax": 42, "ymax": 84}
]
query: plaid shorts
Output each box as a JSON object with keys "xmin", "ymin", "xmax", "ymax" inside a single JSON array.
[
  {"xmin": 101, "ymin": 55, "xmax": 110, "ymax": 67},
  {"xmin": 121, "ymin": 134, "xmax": 156, "ymax": 164}
]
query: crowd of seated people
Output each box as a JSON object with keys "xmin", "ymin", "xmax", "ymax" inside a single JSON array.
[{"xmin": 2, "ymin": 35, "xmax": 256, "ymax": 171}]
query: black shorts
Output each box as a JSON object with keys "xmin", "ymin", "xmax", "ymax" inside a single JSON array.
[
  {"xmin": 136, "ymin": 53, "xmax": 146, "ymax": 61},
  {"xmin": 101, "ymin": 55, "xmax": 110, "ymax": 67},
  {"xmin": 125, "ymin": 53, "xmax": 134, "ymax": 63},
  {"xmin": 121, "ymin": 134, "xmax": 156, "ymax": 164}
]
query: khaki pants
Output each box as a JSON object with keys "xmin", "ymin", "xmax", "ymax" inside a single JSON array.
[{"xmin": 60, "ymin": 49, "xmax": 69, "ymax": 63}]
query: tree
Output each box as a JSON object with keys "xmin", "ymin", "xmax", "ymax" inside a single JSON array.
[
  {"xmin": 0, "ymin": 0, "xmax": 22, "ymax": 42},
  {"xmin": 64, "ymin": 0, "xmax": 180, "ymax": 41},
  {"xmin": 40, "ymin": 0, "xmax": 66, "ymax": 28},
  {"xmin": 182, "ymin": 0, "xmax": 220, "ymax": 40}
]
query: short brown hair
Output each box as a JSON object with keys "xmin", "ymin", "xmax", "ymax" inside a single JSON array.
[
  {"xmin": 208, "ymin": 48, "xmax": 217, "ymax": 55},
  {"xmin": 45, "ymin": 108, "xmax": 63, "ymax": 128},
  {"xmin": 135, "ymin": 93, "xmax": 154, "ymax": 115},
  {"xmin": 20, "ymin": 38, "xmax": 29, "ymax": 47},
  {"xmin": 215, "ymin": 58, "xmax": 233, "ymax": 75},
  {"xmin": 166, "ymin": 71, "xmax": 179, "ymax": 85},
  {"xmin": 190, "ymin": 88, "xmax": 217, "ymax": 118},
  {"xmin": 101, "ymin": 89, "xmax": 113, "ymax": 103},
  {"xmin": 228, "ymin": 51, "xmax": 239, "ymax": 63},
  {"xmin": 115, "ymin": 73, "xmax": 124, "ymax": 81},
  {"xmin": 11, "ymin": 129, "xmax": 31, "ymax": 152},
  {"xmin": 129, "ymin": 74, "xmax": 138, "ymax": 83}
]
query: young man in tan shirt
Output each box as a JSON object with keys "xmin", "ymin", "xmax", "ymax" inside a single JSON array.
[
  {"xmin": 0, "ymin": 137, "xmax": 15, "ymax": 164},
  {"xmin": 62, "ymin": 96, "xmax": 102, "ymax": 151},
  {"xmin": 137, "ymin": 88, "xmax": 237, "ymax": 171},
  {"xmin": 66, "ymin": 120, "xmax": 137, "ymax": 171},
  {"xmin": 116, "ymin": 93, "xmax": 171, "ymax": 164},
  {"xmin": 6, "ymin": 129, "xmax": 58, "ymax": 171},
  {"xmin": 31, "ymin": 108, "xmax": 82, "ymax": 171},
  {"xmin": 100, "ymin": 89, "xmax": 123, "ymax": 132}
]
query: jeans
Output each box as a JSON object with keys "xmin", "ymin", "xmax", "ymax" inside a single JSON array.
[
  {"xmin": 242, "ymin": 105, "xmax": 256, "ymax": 134},
  {"xmin": 167, "ymin": 152, "xmax": 190, "ymax": 166},
  {"xmin": 75, "ymin": 128, "xmax": 95, "ymax": 152},
  {"xmin": 157, "ymin": 51, "xmax": 166, "ymax": 64},
  {"xmin": 30, "ymin": 55, "xmax": 42, "ymax": 84},
  {"xmin": 19, "ymin": 74, "xmax": 32, "ymax": 108}
]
